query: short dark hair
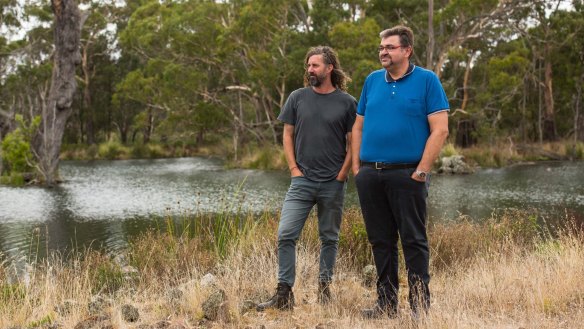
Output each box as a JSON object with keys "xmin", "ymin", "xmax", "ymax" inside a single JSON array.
[
  {"xmin": 304, "ymin": 46, "xmax": 351, "ymax": 92},
  {"xmin": 379, "ymin": 25, "xmax": 414, "ymax": 58}
]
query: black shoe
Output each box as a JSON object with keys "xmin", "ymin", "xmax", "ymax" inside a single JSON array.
[
  {"xmin": 256, "ymin": 282, "xmax": 295, "ymax": 311},
  {"xmin": 318, "ymin": 281, "xmax": 331, "ymax": 304},
  {"xmin": 361, "ymin": 302, "xmax": 397, "ymax": 319}
]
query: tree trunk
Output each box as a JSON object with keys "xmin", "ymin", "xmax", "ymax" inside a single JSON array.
[
  {"xmin": 575, "ymin": 73, "xmax": 584, "ymax": 142},
  {"xmin": 32, "ymin": 0, "xmax": 84, "ymax": 186},
  {"xmin": 81, "ymin": 41, "xmax": 95, "ymax": 144},
  {"xmin": 542, "ymin": 43, "xmax": 556, "ymax": 141},
  {"xmin": 143, "ymin": 108, "xmax": 153, "ymax": 144},
  {"xmin": 426, "ymin": 0, "xmax": 434, "ymax": 69}
]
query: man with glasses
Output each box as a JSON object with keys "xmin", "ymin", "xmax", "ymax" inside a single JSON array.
[
  {"xmin": 352, "ymin": 25, "xmax": 449, "ymax": 319},
  {"xmin": 257, "ymin": 46, "xmax": 356, "ymax": 311}
]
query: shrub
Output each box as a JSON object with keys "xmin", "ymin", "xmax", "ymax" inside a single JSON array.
[
  {"xmin": 147, "ymin": 143, "xmax": 166, "ymax": 158},
  {"xmin": 98, "ymin": 141, "xmax": 129, "ymax": 159},
  {"xmin": 0, "ymin": 283, "xmax": 26, "ymax": 305},
  {"xmin": 239, "ymin": 145, "xmax": 286, "ymax": 170},
  {"xmin": 440, "ymin": 143, "xmax": 459, "ymax": 157},
  {"xmin": 90, "ymin": 255, "xmax": 126, "ymax": 294},
  {"xmin": 1, "ymin": 131, "xmax": 32, "ymax": 173},
  {"xmin": 0, "ymin": 172, "xmax": 25, "ymax": 186},
  {"xmin": 130, "ymin": 143, "xmax": 149, "ymax": 158},
  {"xmin": 0, "ymin": 115, "xmax": 40, "ymax": 175}
]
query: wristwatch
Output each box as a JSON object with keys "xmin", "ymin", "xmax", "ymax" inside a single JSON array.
[{"xmin": 414, "ymin": 170, "xmax": 428, "ymax": 180}]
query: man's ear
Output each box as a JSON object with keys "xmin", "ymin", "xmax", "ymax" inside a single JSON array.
[{"xmin": 327, "ymin": 64, "xmax": 334, "ymax": 73}]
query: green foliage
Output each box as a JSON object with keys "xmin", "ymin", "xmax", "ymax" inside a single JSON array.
[
  {"xmin": 575, "ymin": 143, "xmax": 584, "ymax": 160},
  {"xmin": 238, "ymin": 144, "xmax": 286, "ymax": 170},
  {"xmin": 98, "ymin": 141, "xmax": 129, "ymax": 160},
  {"xmin": 329, "ymin": 18, "xmax": 381, "ymax": 95},
  {"xmin": 27, "ymin": 314, "xmax": 54, "ymax": 328},
  {"xmin": 1, "ymin": 115, "xmax": 40, "ymax": 175},
  {"xmin": 0, "ymin": 283, "xmax": 26, "ymax": 305},
  {"xmin": 1, "ymin": 132, "xmax": 31, "ymax": 173},
  {"xmin": 0, "ymin": 172, "xmax": 25, "ymax": 186},
  {"xmin": 91, "ymin": 258, "xmax": 125, "ymax": 294},
  {"xmin": 130, "ymin": 143, "xmax": 165, "ymax": 158},
  {"xmin": 440, "ymin": 143, "xmax": 459, "ymax": 157}
]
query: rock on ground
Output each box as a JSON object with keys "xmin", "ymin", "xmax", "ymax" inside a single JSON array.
[
  {"xmin": 202, "ymin": 289, "xmax": 227, "ymax": 321},
  {"xmin": 121, "ymin": 304, "xmax": 140, "ymax": 322},
  {"xmin": 438, "ymin": 155, "xmax": 474, "ymax": 174}
]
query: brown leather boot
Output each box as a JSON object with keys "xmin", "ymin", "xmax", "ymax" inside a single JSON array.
[{"xmin": 256, "ymin": 282, "xmax": 295, "ymax": 311}]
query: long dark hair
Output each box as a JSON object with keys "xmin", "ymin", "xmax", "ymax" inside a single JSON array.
[{"xmin": 303, "ymin": 46, "xmax": 351, "ymax": 92}]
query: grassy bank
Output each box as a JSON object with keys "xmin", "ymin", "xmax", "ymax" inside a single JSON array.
[
  {"xmin": 59, "ymin": 140, "xmax": 287, "ymax": 171},
  {"xmin": 1, "ymin": 209, "xmax": 582, "ymax": 328},
  {"xmin": 442, "ymin": 140, "xmax": 584, "ymax": 168},
  {"xmin": 59, "ymin": 141, "xmax": 212, "ymax": 161}
]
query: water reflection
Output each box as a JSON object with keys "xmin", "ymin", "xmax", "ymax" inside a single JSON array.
[{"xmin": 0, "ymin": 158, "xmax": 583, "ymax": 261}]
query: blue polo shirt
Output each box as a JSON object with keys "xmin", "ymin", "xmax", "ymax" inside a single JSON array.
[{"xmin": 357, "ymin": 65, "xmax": 449, "ymax": 163}]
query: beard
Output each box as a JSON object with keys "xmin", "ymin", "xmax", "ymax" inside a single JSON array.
[{"xmin": 309, "ymin": 72, "xmax": 326, "ymax": 87}]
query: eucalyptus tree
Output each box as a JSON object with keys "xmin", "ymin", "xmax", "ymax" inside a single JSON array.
[
  {"xmin": 328, "ymin": 17, "xmax": 380, "ymax": 96},
  {"xmin": 1, "ymin": 1, "xmax": 54, "ymax": 176},
  {"xmin": 116, "ymin": 0, "xmax": 228, "ymax": 145},
  {"xmin": 519, "ymin": 0, "xmax": 583, "ymax": 142},
  {"xmin": 1, "ymin": 0, "xmax": 22, "ymax": 141},
  {"xmin": 31, "ymin": 0, "xmax": 86, "ymax": 185},
  {"xmin": 74, "ymin": 0, "xmax": 120, "ymax": 145},
  {"xmin": 545, "ymin": 2, "xmax": 584, "ymax": 142}
]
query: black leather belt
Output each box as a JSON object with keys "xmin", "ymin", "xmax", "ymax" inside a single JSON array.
[{"xmin": 361, "ymin": 161, "xmax": 418, "ymax": 170}]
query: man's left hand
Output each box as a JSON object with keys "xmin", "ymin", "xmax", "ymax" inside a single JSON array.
[{"xmin": 411, "ymin": 172, "xmax": 426, "ymax": 182}]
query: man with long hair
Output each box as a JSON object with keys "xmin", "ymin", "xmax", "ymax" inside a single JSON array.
[{"xmin": 257, "ymin": 46, "xmax": 357, "ymax": 311}]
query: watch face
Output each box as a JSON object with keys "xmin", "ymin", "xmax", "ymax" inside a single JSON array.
[{"xmin": 417, "ymin": 171, "xmax": 426, "ymax": 178}]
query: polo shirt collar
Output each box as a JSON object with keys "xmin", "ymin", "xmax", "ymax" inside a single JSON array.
[{"xmin": 385, "ymin": 63, "xmax": 415, "ymax": 83}]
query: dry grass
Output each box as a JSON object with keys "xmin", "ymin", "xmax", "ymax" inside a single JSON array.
[{"xmin": 0, "ymin": 210, "xmax": 583, "ymax": 328}]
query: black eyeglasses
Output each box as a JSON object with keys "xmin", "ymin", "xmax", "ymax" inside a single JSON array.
[{"xmin": 378, "ymin": 45, "xmax": 405, "ymax": 52}]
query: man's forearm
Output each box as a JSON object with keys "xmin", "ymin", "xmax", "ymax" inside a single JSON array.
[
  {"xmin": 418, "ymin": 112, "xmax": 449, "ymax": 172},
  {"xmin": 337, "ymin": 134, "xmax": 352, "ymax": 180},
  {"xmin": 351, "ymin": 117, "xmax": 364, "ymax": 174},
  {"xmin": 418, "ymin": 130, "xmax": 448, "ymax": 171},
  {"xmin": 283, "ymin": 134, "xmax": 297, "ymax": 170},
  {"xmin": 283, "ymin": 124, "xmax": 303, "ymax": 176}
]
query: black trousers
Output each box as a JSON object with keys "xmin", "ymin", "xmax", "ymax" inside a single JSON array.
[{"xmin": 355, "ymin": 166, "xmax": 430, "ymax": 312}]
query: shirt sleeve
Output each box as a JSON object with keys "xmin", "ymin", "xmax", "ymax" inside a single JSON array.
[
  {"xmin": 426, "ymin": 72, "xmax": 450, "ymax": 115},
  {"xmin": 356, "ymin": 78, "xmax": 369, "ymax": 116},
  {"xmin": 277, "ymin": 90, "xmax": 297, "ymax": 124}
]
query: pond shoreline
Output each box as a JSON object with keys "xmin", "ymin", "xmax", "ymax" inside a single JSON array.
[
  {"xmin": 55, "ymin": 139, "xmax": 584, "ymax": 171},
  {"xmin": 1, "ymin": 158, "xmax": 583, "ymax": 261}
]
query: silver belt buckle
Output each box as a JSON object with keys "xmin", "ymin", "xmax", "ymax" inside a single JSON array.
[{"xmin": 375, "ymin": 162, "xmax": 382, "ymax": 170}]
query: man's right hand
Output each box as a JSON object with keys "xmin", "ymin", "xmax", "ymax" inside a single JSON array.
[
  {"xmin": 291, "ymin": 167, "xmax": 304, "ymax": 177},
  {"xmin": 351, "ymin": 164, "xmax": 360, "ymax": 176}
]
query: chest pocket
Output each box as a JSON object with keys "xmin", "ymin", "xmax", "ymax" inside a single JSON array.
[{"xmin": 403, "ymin": 98, "xmax": 425, "ymax": 117}]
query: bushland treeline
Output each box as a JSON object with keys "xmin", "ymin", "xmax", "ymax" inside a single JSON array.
[{"xmin": 1, "ymin": 0, "xmax": 583, "ymax": 177}]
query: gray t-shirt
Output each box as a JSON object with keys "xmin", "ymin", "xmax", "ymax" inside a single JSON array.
[{"xmin": 278, "ymin": 87, "xmax": 357, "ymax": 182}]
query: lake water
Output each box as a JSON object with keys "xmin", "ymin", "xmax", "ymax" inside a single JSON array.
[{"xmin": 1, "ymin": 157, "xmax": 583, "ymax": 262}]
